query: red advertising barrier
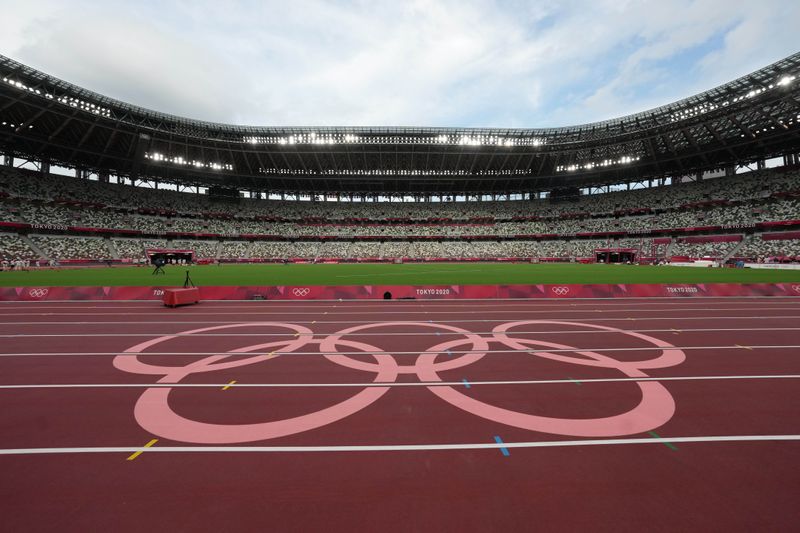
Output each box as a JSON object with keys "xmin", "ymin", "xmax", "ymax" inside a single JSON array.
[{"xmin": 2, "ymin": 283, "xmax": 799, "ymax": 301}]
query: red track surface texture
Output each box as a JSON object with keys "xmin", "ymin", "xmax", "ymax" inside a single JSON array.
[{"xmin": 1, "ymin": 298, "xmax": 799, "ymax": 531}]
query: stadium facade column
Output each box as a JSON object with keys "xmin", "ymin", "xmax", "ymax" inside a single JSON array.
[
  {"xmin": 696, "ymin": 171, "xmax": 703, "ymax": 182},
  {"xmin": 725, "ymin": 165, "xmax": 736, "ymax": 177},
  {"xmin": 40, "ymin": 159, "xmax": 50, "ymax": 177},
  {"xmin": 2, "ymin": 154, "xmax": 11, "ymax": 166},
  {"xmin": 757, "ymin": 159, "xmax": 766, "ymax": 170},
  {"xmin": 99, "ymin": 171, "xmax": 109, "ymax": 183}
]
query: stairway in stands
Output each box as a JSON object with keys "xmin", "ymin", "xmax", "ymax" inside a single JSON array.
[
  {"xmin": 21, "ymin": 235, "xmax": 50, "ymax": 261},
  {"xmin": 723, "ymin": 236, "xmax": 747, "ymax": 262}
]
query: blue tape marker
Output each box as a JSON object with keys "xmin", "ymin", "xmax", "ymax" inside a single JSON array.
[
  {"xmin": 462, "ymin": 378, "xmax": 471, "ymax": 389},
  {"xmin": 494, "ymin": 436, "xmax": 510, "ymax": 456}
]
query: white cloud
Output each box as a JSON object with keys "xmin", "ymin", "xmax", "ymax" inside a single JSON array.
[
  {"xmin": 0, "ymin": 0, "xmax": 797, "ymax": 127},
  {"xmin": 541, "ymin": 0, "xmax": 800, "ymax": 125}
]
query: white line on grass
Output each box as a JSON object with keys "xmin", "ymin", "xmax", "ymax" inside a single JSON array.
[{"xmin": 334, "ymin": 269, "xmax": 486, "ymax": 278}]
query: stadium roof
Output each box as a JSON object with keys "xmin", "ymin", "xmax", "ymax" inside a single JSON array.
[{"xmin": 1, "ymin": 52, "xmax": 799, "ymax": 195}]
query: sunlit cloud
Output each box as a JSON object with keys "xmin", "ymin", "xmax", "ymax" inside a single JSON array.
[{"xmin": 1, "ymin": 0, "xmax": 797, "ymax": 127}]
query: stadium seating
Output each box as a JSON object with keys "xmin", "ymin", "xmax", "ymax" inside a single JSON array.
[
  {"xmin": 171, "ymin": 240, "xmax": 219, "ymax": 259},
  {"xmin": 219, "ymin": 241, "xmax": 250, "ymax": 259},
  {"xmin": 0, "ymin": 233, "xmax": 40, "ymax": 261},
  {"xmin": 113, "ymin": 239, "xmax": 169, "ymax": 260},
  {"xmin": 31, "ymin": 235, "xmax": 111, "ymax": 261},
  {"xmin": 1, "ymin": 165, "xmax": 799, "ymax": 262},
  {"xmin": 669, "ymin": 241, "xmax": 741, "ymax": 260},
  {"xmin": 736, "ymin": 234, "xmax": 800, "ymax": 262}
]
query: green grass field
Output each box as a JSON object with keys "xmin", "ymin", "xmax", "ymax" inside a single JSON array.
[{"xmin": 1, "ymin": 262, "xmax": 799, "ymax": 287}]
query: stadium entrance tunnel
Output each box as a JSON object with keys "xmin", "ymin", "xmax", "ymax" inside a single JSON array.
[{"xmin": 383, "ymin": 291, "xmax": 392, "ymax": 300}]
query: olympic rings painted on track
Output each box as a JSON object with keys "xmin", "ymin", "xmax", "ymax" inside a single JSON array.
[
  {"xmin": 114, "ymin": 323, "xmax": 397, "ymax": 443},
  {"xmin": 421, "ymin": 320, "xmax": 685, "ymax": 437},
  {"xmin": 319, "ymin": 322, "xmax": 489, "ymax": 374},
  {"xmin": 114, "ymin": 320, "xmax": 686, "ymax": 444}
]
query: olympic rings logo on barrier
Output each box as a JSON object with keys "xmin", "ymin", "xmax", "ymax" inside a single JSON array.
[
  {"xmin": 113, "ymin": 320, "xmax": 686, "ymax": 444},
  {"xmin": 791, "ymin": 285, "xmax": 800, "ymax": 293},
  {"xmin": 28, "ymin": 288, "xmax": 49, "ymax": 298},
  {"xmin": 552, "ymin": 286, "xmax": 570, "ymax": 296},
  {"xmin": 292, "ymin": 287, "xmax": 311, "ymax": 297}
]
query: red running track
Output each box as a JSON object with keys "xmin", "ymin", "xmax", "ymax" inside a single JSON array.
[{"xmin": 0, "ymin": 298, "xmax": 799, "ymax": 532}]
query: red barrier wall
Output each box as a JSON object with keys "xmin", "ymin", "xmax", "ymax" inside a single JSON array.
[
  {"xmin": 763, "ymin": 231, "xmax": 800, "ymax": 241},
  {"xmin": 2, "ymin": 283, "xmax": 799, "ymax": 301},
  {"xmin": 680, "ymin": 234, "xmax": 742, "ymax": 243}
]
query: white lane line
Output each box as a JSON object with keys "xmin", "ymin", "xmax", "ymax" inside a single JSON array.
[
  {"xmin": 2, "ymin": 300, "xmax": 799, "ymax": 310},
  {"xmin": 2, "ymin": 345, "xmax": 800, "ymax": 357},
  {"xmin": 1, "ymin": 435, "xmax": 799, "ymax": 456},
  {"xmin": 0, "ymin": 312, "xmax": 800, "ymax": 331},
  {"xmin": 1, "ymin": 306, "xmax": 797, "ymax": 316},
  {"xmin": 1, "ymin": 374, "xmax": 799, "ymax": 390},
  {"xmin": 2, "ymin": 316, "xmax": 800, "ymax": 326},
  {"xmin": 3, "ymin": 327, "xmax": 800, "ymax": 338}
]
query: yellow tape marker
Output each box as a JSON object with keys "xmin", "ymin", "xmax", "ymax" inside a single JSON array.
[
  {"xmin": 736, "ymin": 344, "xmax": 753, "ymax": 351},
  {"xmin": 312, "ymin": 320, "xmax": 316, "ymax": 324},
  {"xmin": 222, "ymin": 380, "xmax": 236, "ymax": 391},
  {"xmin": 127, "ymin": 439, "xmax": 158, "ymax": 461}
]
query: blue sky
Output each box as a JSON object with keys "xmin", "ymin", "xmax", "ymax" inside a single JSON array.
[{"xmin": 0, "ymin": 0, "xmax": 797, "ymax": 128}]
